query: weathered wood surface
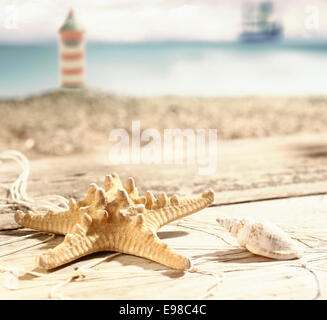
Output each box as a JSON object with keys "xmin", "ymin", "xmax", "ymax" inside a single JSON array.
[
  {"xmin": 0, "ymin": 133, "xmax": 327, "ymax": 299},
  {"xmin": 1, "ymin": 132, "xmax": 327, "ymax": 230},
  {"xmin": 0, "ymin": 196, "xmax": 326, "ymax": 300}
]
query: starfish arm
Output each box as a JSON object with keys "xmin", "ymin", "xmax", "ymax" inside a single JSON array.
[
  {"xmin": 15, "ymin": 173, "xmax": 215, "ymax": 271},
  {"xmin": 35, "ymin": 228, "xmax": 102, "ymax": 269},
  {"xmin": 15, "ymin": 209, "xmax": 80, "ymax": 235},
  {"xmin": 145, "ymin": 189, "xmax": 214, "ymax": 231},
  {"xmin": 36, "ymin": 225, "xmax": 190, "ymax": 270},
  {"xmin": 120, "ymin": 229, "xmax": 191, "ymax": 270}
]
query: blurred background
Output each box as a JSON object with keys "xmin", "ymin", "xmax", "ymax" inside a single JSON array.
[
  {"xmin": 0, "ymin": 0, "xmax": 326, "ymax": 97},
  {"xmin": 0, "ymin": 0, "xmax": 326, "ymax": 156}
]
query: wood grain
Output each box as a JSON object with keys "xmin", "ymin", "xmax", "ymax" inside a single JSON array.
[
  {"xmin": 0, "ymin": 197, "xmax": 326, "ymax": 299},
  {"xmin": 0, "ymin": 133, "xmax": 327, "ymax": 299}
]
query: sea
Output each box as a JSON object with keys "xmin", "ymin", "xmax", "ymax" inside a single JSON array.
[{"xmin": 0, "ymin": 40, "xmax": 326, "ymax": 98}]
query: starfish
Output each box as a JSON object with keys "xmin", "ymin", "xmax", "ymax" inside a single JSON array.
[{"xmin": 15, "ymin": 173, "xmax": 214, "ymax": 270}]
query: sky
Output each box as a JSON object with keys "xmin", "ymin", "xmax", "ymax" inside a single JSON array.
[{"xmin": 0, "ymin": 0, "xmax": 326, "ymax": 43}]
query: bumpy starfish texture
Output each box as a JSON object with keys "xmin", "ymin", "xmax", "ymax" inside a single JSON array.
[{"xmin": 15, "ymin": 173, "xmax": 214, "ymax": 270}]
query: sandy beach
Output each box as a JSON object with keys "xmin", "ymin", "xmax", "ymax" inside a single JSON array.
[{"xmin": 1, "ymin": 89, "xmax": 327, "ymax": 156}]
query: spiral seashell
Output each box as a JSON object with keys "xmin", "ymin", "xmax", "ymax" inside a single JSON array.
[{"xmin": 216, "ymin": 216, "xmax": 304, "ymax": 260}]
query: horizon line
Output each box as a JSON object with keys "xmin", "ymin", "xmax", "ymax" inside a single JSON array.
[{"xmin": 0, "ymin": 37, "xmax": 326, "ymax": 46}]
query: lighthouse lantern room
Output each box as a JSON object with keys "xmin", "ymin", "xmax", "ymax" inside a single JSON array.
[{"xmin": 58, "ymin": 9, "xmax": 85, "ymax": 88}]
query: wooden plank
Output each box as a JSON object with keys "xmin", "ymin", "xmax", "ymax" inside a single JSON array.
[
  {"xmin": 0, "ymin": 195, "xmax": 326, "ymax": 300},
  {"xmin": 0, "ymin": 133, "xmax": 327, "ymax": 298},
  {"xmin": 2, "ymin": 133, "xmax": 327, "ymax": 200},
  {"xmin": 1, "ymin": 133, "xmax": 327, "ymax": 230}
]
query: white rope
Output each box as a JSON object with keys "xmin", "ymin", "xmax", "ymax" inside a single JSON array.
[
  {"xmin": 0, "ymin": 233, "xmax": 55, "ymax": 258},
  {"xmin": 0, "ymin": 150, "xmax": 68, "ymax": 213},
  {"xmin": 0, "ymin": 232, "xmax": 46, "ymax": 247},
  {"xmin": 188, "ymin": 265, "xmax": 224, "ymax": 299},
  {"xmin": 48, "ymin": 253, "xmax": 121, "ymax": 299},
  {"xmin": 0, "ymin": 233, "xmax": 56, "ymax": 290}
]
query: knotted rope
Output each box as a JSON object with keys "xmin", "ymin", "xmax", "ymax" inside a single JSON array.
[{"xmin": 0, "ymin": 150, "xmax": 68, "ymax": 213}]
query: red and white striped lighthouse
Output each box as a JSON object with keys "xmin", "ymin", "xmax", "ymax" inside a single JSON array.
[{"xmin": 58, "ymin": 9, "xmax": 85, "ymax": 88}]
